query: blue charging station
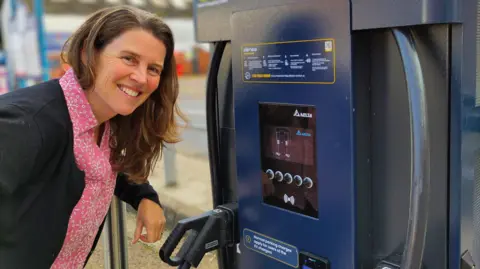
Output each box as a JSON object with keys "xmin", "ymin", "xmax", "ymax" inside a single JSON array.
[{"xmin": 160, "ymin": 1, "xmax": 480, "ymax": 268}]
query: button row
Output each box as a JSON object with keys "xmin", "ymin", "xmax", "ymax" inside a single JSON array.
[{"xmin": 265, "ymin": 169, "xmax": 313, "ymax": 188}]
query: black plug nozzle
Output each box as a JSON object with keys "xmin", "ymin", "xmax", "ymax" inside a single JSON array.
[
  {"xmin": 159, "ymin": 210, "xmax": 214, "ymax": 266},
  {"xmin": 160, "ymin": 203, "xmax": 238, "ymax": 269}
]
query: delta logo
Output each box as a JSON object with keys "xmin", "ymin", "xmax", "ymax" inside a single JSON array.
[{"xmin": 293, "ymin": 109, "xmax": 312, "ymax": 118}]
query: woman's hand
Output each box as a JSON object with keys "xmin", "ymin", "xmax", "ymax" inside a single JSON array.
[{"xmin": 132, "ymin": 198, "xmax": 166, "ymax": 244}]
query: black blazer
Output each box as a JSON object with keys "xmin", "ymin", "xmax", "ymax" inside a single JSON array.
[{"xmin": 0, "ymin": 80, "xmax": 161, "ymax": 268}]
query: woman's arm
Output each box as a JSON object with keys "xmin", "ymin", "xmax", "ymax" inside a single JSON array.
[
  {"xmin": 114, "ymin": 173, "xmax": 162, "ymax": 210},
  {"xmin": 114, "ymin": 173, "xmax": 166, "ymax": 244}
]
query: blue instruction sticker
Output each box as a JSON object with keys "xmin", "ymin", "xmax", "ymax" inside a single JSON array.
[
  {"xmin": 241, "ymin": 39, "xmax": 335, "ymax": 84},
  {"xmin": 243, "ymin": 228, "xmax": 299, "ymax": 268}
]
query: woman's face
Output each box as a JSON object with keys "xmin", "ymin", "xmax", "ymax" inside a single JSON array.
[{"xmin": 86, "ymin": 28, "xmax": 167, "ymax": 122}]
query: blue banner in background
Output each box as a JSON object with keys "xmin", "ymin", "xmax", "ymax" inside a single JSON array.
[{"xmin": 45, "ymin": 32, "xmax": 70, "ymax": 52}]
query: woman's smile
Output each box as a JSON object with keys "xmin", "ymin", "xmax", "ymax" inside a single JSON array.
[{"xmin": 118, "ymin": 84, "xmax": 141, "ymax": 98}]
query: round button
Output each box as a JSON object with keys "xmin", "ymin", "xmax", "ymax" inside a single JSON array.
[
  {"xmin": 275, "ymin": 171, "xmax": 284, "ymax": 182},
  {"xmin": 303, "ymin": 177, "xmax": 313, "ymax": 188},
  {"xmin": 293, "ymin": 175, "xmax": 302, "ymax": 186},
  {"xmin": 265, "ymin": 169, "xmax": 274, "ymax": 180},
  {"xmin": 284, "ymin": 173, "xmax": 293, "ymax": 184}
]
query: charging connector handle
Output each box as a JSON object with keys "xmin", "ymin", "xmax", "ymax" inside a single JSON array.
[
  {"xmin": 159, "ymin": 210, "xmax": 214, "ymax": 266},
  {"xmin": 186, "ymin": 211, "xmax": 228, "ymax": 267},
  {"xmin": 177, "ymin": 203, "xmax": 239, "ymax": 269}
]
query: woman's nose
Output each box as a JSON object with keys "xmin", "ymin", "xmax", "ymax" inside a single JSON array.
[{"xmin": 130, "ymin": 67, "xmax": 147, "ymax": 85}]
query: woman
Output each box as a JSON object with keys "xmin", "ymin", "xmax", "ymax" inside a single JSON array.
[{"xmin": 0, "ymin": 5, "xmax": 187, "ymax": 269}]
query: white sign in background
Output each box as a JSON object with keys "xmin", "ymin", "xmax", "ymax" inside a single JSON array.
[{"xmin": 4, "ymin": 0, "xmax": 42, "ymax": 78}]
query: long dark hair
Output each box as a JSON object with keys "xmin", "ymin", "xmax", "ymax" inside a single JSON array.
[{"xmin": 62, "ymin": 5, "xmax": 187, "ymax": 183}]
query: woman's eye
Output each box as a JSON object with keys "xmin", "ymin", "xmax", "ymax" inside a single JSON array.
[
  {"xmin": 148, "ymin": 67, "xmax": 161, "ymax": 75},
  {"xmin": 122, "ymin": 56, "xmax": 135, "ymax": 64}
]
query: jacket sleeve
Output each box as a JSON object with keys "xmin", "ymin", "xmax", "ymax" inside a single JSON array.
[
  {"xmin": 114, "ymin": 173, "xmax": 162, "ymax": 210},
  {"xmin": 0, "ymin": 104, "xmax": 42, "ymax": 195}
]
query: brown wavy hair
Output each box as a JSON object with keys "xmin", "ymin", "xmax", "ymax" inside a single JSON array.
[{"xmin": 61, "ymin": 5, "xmax": 187, "ymax": 183}]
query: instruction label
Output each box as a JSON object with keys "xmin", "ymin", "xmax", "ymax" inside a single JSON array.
[
  {"xmin": 197, "ymin": 0, "xmax": 228, "ymax": 8},
  {"xmin": 242, "ymin": 39, "xmax": 335, "ymax": 84},
  {"xmin": 242, "ymin": 39, "xmax": 336, "ymax": 84},
  {"xmin": 243, "ymin": 228, "xmax": 298, "ymax": 268}
]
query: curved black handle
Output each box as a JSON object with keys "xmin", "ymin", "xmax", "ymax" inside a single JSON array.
[
  {"xmin": 178, "ymin": 261, "xmax": 193, "ymax": 269},
  {"xmin": 206, "ymin": 41, "xmax": 227, "ymax": 207},
  {"xmin": 176, "ymin": 231, "xmax": 199, "ymax": 260},
  {"xmin": 392, "ymin": 28, "xmax": 431, "ymax": 269},
  {"xmin": 159, "ymin": 222, "xmax": 190, "ymax": 266},
  {"xmin": 159, "ymin": 212, "xmax": 212, "ymax": 266}
]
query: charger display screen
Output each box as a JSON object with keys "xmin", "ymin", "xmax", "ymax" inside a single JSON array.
[{"xmin": 259, "ymin": 103, "xmax": 318, "ymax": 218}]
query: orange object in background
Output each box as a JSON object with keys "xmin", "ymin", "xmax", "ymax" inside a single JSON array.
[
  {"xmin": 196, "ymin": 47, "xmax": 210, "ymax": 74},
  {"xmin": 174, "ymin": 51, "xmax": 186, "ymax": 77},
  {"xmin": 176, "ymin": 64, "xmax": 184, "ymax": 76},
  {"xmin": 48, "ymin": 54, "xmax": 69, "ymax": 79}
]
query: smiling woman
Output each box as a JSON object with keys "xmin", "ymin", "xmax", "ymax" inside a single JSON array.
[
  {"xmin": 62, "ymin": 5, "xmax": 187, "ymax": 182},
  {"xmin": 0, "ymin": 5, "xmax": 187, "ymax": 269}
]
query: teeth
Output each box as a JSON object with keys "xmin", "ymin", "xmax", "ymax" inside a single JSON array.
[{"xmin": 119, "ymin": 86, "xmax": 139, "ymax": 97}]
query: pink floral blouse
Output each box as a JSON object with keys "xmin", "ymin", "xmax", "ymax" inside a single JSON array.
[{"xmin": 50, "ymin": 68, "xmax": 117, "ymax": 269}]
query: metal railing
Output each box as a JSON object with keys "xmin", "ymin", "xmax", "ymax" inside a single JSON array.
[
  {"xmin": 163, "ymin": 144, "xmax": 177, "ymax": 187},
  {"xmin": 103, "ymin": 197, "xmax": 129, "ymax": 269},
  {"xmin": 103, "ymin": 144, "xmax": 178, "ymax": 268}
]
